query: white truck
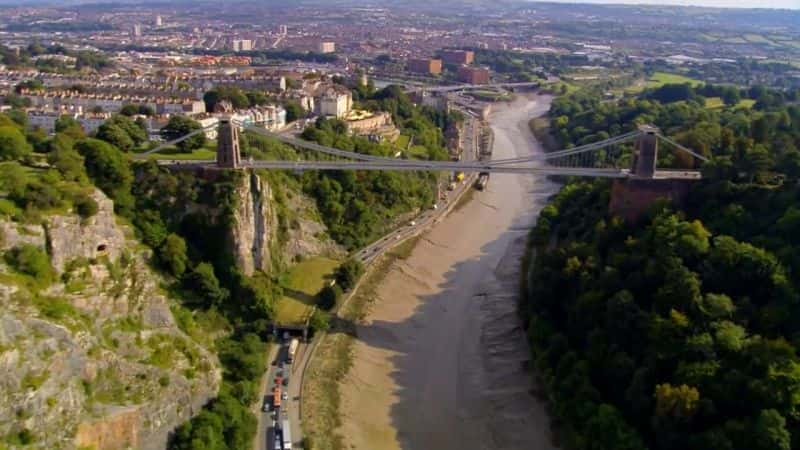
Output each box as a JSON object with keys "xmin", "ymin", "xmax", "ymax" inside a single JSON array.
[
  {"xmin": 282, "ymin": 419, "xmax": 292, "ymax": 449},
  {"xmin": 287, "ymin": 338, "xmax": 299, "ymax": 364}
]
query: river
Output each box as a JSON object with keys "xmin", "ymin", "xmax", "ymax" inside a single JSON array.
[{"xmin": 336, "ymin": 93, "xmax": 560, "ymax": 450}]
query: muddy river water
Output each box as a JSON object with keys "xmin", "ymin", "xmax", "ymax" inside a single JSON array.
[{"xmin": 337, "ymin": 94, "xmax": 561, "ymax": 450}]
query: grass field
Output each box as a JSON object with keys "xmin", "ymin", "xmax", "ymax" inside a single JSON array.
[
  {"xmin": 144, "ymin": 148, "xmax": 217, "ymax": 160},
  {"xmin": 543, "ymin": 80, "xmax": 579, "ymax": 95},
  {"xmin": 273, "ymin": 256, "xmax": 340, "ymax": 325},
  {"xmin": 408, "ymin": 145, "xmax": 429, "ymax": 158},
  {"xmin": 466, "ymin": 90, "xmax": 513, "ymax": 102},
  {"xmin": 395, "ymin": 134, "xmax": 411, "ymax": 150},
  {"xmin": 744, "ymin": 34, "xmax": 773, "ymax": 45},
  {"xmin": 704, "ymin": 97, "xmax": 725, "ymax": 109},
  {"xmin": 646, "ymin": 72, "xmax": 702, "ymax": 88}
]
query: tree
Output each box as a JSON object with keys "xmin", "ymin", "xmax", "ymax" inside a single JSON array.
[
  {"xmin": 159, "ymin": 233, "xmax": 189, "ymax": 277},
  {"xmin": 309, "ymin": 309, "xmax": 330, "ymax": 333},
  {"xmin": 160, "ymin": 116, "xmax": 205, "ymax": 153},
  {"xmin": 47, "ymin": 136, "xmax": 86, "ymax": 182},
  {"xmin": 73, "ymin": 193, "xmax": 98, "ymax": 218},
  {"xmin": 284, "ymin": 102, "xmax": 304, "ymax": 122},
  {"xmin": 582, "ymin": 404, "xmax": 647, "ymax": 450},
  {"xmin": 713, "ymin": 320, "xmax": 747, "ymax": 352},
  {"xmin": 334, "ymin": 258, "xmax": 364, "ymax": 291},
  {"xmin": 185, "ymin": 262, "xmax": 229, "ymax": 307},
  {"xmin": 95, "ymin": 115, "xmax": 147, "ymax": 152},
  {"xmin": 7, "ymin": 109, "xmax": 28, "ymax": 129},
  {"xmin": 750, "ymin": 409, "xmax": 791, "ymax": 450},
  {"xmin": 654, "ymin": 383, "xmax": 700, "ymax": 420},
  {"xmin": 15, "ymin": 79, "xmax": 43, "ymax": 93},
  {"xmin": 54, "ymin": 115, "xmax": 85, "ymax": 139},
  {"xmin": 134, "ymin": 208, "xmax": 168, "ymax": 248},
  {"xmin": 119, "ymin": 104, "xmax": 141, "ymax": 116},
  {"xmin": 55, "ymin": 115, "xmax": 81, "ymax": 133},
  {"xmin": 4, "ymin": 244, "xmax": 54, "ymax": 283},
  {"xmin": 203, "ymin": 87, "xmax": 250, "ymax": 111},
  {"xmin": 96, "ymin": 122, "xmax": 135, "ymax": 152},
  {"xmin": 0, "ymin": 125, "xmax": 32, "ymax": 160},
  {"xmin": 75, "ymin": 138, "xmax": 133, "ymax": 213},
  {"xmin": 316, "ymin": 284, "xmax": 342, "ymax": 310},
  {"xmin": 106, "ymin": 115, "xmax": 147, "ymax": 146}
]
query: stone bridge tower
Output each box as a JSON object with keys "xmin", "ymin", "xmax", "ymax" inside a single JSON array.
[
  {"xmin": 217, "ymin": 118, "xmax": 241, "ymax": 169},
  {"xmin": 609, "ymin": 125, "xmax": 691, "ymax": 222},
  {"xmin": 631, "ymin": 124, "xmax": 658, "ymax": 178}
]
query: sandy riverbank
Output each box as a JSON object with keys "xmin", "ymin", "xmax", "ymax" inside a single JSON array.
[{"xmin": 336, "ymin": 93, "xmax": 560, "ymax": 450}]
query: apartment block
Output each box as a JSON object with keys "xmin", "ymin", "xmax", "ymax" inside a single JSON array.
[
  {"xmin": 441, "ymin": 50, "xmax": 475, "ymax": 65},
  {"xmin": 407, "ymin": 58, "xmax": 443, "ymax": 75}
]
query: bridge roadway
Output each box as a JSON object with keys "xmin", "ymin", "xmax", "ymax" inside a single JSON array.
[
  {"xmin": 155, "ymin": 158, "xmax": 702, "ymax": 180},
  {"xmin": 409, "ymin": 81, "xmax": 540, "ymax": 93}
]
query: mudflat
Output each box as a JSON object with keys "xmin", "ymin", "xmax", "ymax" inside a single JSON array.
[{"xmin": 337, "ymin": 94, "xmax": 560, "ymax": 450}]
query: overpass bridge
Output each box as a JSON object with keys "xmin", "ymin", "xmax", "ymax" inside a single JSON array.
[{"xmin": 136, "ymin": 118, "xmax": 706, "ymax": 180}]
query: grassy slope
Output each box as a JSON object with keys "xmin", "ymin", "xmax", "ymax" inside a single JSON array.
[
  {"xmin": 645, "ymin": 71, "xmax": 702, "ymax": 88},
  {"xmin": 144, "ymin": 148, "xmax": 217, "ymax": 161},
  {"xmin": 274, "ymin": 256, "xmax": 340, "ymax": 325}
]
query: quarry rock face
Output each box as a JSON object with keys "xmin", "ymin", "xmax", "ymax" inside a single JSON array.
[
  {"xmin": 229, "ymin": 170, "xmax": 278, "ymax": 275},
  {"xmin": 46, "ymin": 190, "xmax": 127, "ymax": 273},
  {"xmin": 0, "ymin": 189, "xmax": 220, "ymax": 450}
]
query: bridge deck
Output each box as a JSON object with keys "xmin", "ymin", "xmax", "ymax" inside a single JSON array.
[{"xmin": 151, "ymin": 159, "xmax": 701, "ymax": 180}]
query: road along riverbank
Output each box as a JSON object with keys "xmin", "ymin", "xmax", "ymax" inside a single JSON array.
[{"xmin": 335, "ymin": 93, "xmax": 561, "ymax": 450}]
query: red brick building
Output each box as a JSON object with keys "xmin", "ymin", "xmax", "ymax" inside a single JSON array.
[
  {"xmin": 457, "ymin": 66, "xmax": 490, "ymax": 84},
  {"xmin": 407, "ymin": 58, "xmax": 443, "ymax": 75},
  {"xmin": 441, "ymin": 49, "xmax": 475, "ymax": 65}
]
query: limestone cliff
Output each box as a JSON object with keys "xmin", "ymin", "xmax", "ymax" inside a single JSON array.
[
  {"xmin": 228, "ymin": 170, "xmax": 278, "ymax": 276},
  {"xmin": 281, "ymin": 190, "xmax": 344, "ymax": 263},
  {"xmin": 226, "ymin": 170, "xmax": 344, "ymax": 269},
  {"xmin": 0, "ymin": 189, "xmax": 219, "ymax": 450}
]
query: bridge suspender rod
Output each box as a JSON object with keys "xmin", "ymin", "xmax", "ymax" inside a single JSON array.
[
  {"xmin": 488, "ymin": 130, "xmax": 641, "ymax": 166},
  {"xmin": 244, "ymin": 125, "xmax": 401, "ymax": 163},
  {"xmin": 656, "ymin": 134, "xmax": 710, "ymax": 162},
  {"xmin": 136, "ymin": 125, "xmax": 217, "ymax": 157}
]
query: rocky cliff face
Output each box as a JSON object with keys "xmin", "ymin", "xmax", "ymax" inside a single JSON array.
[
  {"xmin": 227, "ymin": 170, "xmax": 344, "ymax": 269},
  {"xmin": 46, "ymin": 191, "xmax": 127, "ymax": 274},
  {"xmin": 281, "ymin": 191, "xmax": 344, "ymax": 263},
  {"xmin": 228, "ymin": 170, "xmax": 278, "ymax": 276},
  {"xmin": 0, "ymin": 189, "xmax": 219, "ymax": 450}
]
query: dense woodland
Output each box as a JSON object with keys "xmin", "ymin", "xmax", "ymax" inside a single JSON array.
[{"xmin": 521, "ymin": 82, "xmax": 800, "ymax": 449}]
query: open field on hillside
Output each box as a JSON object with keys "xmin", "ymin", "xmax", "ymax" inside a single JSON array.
[{"xmin": 274, "ymin": 256, "xmax": 340, "ymax": 325}]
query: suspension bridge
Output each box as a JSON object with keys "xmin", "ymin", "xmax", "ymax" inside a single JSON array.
[{"xmin": 135, "ymin": 118, "xmax": 707, "ymax": 180}]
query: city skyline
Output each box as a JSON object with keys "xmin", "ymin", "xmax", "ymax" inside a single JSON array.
[{"xmin": 532, "ymin": 0, "xmax": 799, "ymax": 9}]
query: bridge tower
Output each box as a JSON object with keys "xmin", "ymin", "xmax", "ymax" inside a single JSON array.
[
  {"xmin": 217, "ymin": 118, "xmax": 241, "ymax": 169},
  {"xmin": 631, "ymin": 125, "xmax": 658, "ymax": 178},
  {"xmin": 609, "ymin": 124, "xmax": 690, "ymax": 222}
]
